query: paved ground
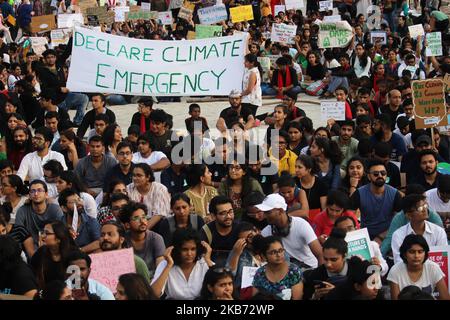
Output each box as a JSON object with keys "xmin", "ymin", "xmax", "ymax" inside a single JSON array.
[{"xmin": 68, "ymin": 94, "xmax": 323, "ymax": 144}]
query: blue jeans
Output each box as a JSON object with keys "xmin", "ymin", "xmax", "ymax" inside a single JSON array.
[
  {"xmin": 263, "ymin": 85, "xmax": 302, "ymax": 96},
  {"xmin": 327, "ymin": 76, "xmax": 349, "ymax": 93},
  {"xmin": 59, "ymin": 92, "xmax": 89, "ymax": 125},
  {"xmin": 106, "ymin": 94, "xmax": 128, "ymax": 105}
]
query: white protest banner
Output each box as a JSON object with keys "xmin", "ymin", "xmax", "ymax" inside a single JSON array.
[
  {"xmin": 141, "ymin": 2, "xmax": 151, "ymax": 11},
  {"xmin": 271, "ymin": 23, "xmax": 297, "ymax": 44},
  {"xmin": 274, "ymin": 5, "xmax": 285, "ymax": 16},
  {"xmin": 319, "ymin": 0, "xmax": 333, "ymax": 11},
  {"xmin": 408, "ymin": 24, "xmax": 425, "ymax": 38},
  {"xmin": 323, "ymin": 15, "xmax": 341, "ymax": 22},
  {"xmin": 89, "ymin": 248, "xmax": 136, "ymax": 293},
  {"xmin": 67, "ymin": 26, "xmax": 247, "ymax": 96},
  {"xmin": 370, "ymin": 31, "xmax": 387, "ymax": 45},
  {"xmin": 426, "ymin": 32, "xmax": 442, "ymax": 57},
  {"xmin": 345, "ymin": 228, "xmax": 374, "ymax": 261},
  {"xmin": 57, "ymin": 13, "xmax": 84, "ymax": 28},
  {"xmin": 318, "ymin": 21, "xmax": 353, "ymax": 48},
  {"xmin": 158, "ymin": 11, "xmax": 173, "ymax": 25},
  {"xmin": 320, "ymin": 101, "xmax": 346, "ymax": 121},
  {"xmin": 198, "ymin": 4, "xmax": 228, "ymax": 25},
  {"xmin": 241, "ymin": 266, "xmax": 259, "ymax": 288},
  {"xmin": 169, "ymin": 0, "xmax": 183, "ymax": 9},
  {"xmin": 285, "ymin": 0, "xmax": 304, "ymax": 10},
  {"xmin": 51, "ymin": 29, "xmax": 71, "ymax": 47},
  {"xmin": 114, "ymin": 6, "xmax": 129, "ymax": 22},
  {"xmin": 429, "ymin": 246, "xmax": 450, "ymax": 293}
]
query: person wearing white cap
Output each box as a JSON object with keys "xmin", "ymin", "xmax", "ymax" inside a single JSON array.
[
  {"xmin": 257, "ymin": 194, "xmax": 324, "ymax": 269},
  {"xmin": 216, "ymin": 90, "xmax": 255, "ymax": 133}
]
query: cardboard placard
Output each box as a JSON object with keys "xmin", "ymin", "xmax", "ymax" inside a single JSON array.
[
  {"xmin": 412, "ymin": 79, "xmax": 448, "ymax": 129},
  {"xmin": 86, "ymin": 6, "xmax": 115, "ymax": 24},
  {"xmin": 197, "ymin": 4, "xmax": 228, "ymax": 25},
  {"xmin": 195, "ymin": 24, "xmax": 222, "ymax": 39},
  {"xmin": 345, "ymin": 228, "xmax": 374, "ymax": 261},
  {"xmin": 78, "ymin": 0, "xmax": 98, "ymax": 14},
  {"xmin": 271, "ymin": 23, "xmax": 297, "ymax": 44},
  {"xmin": 230, "ymin": 5, "xmax": 254, "ymax": 23},
  {"xmin": 178, "ymin": 3, "xmax": 195, "ymax": 21},
  {"xmin": 169, "ymin": 0, "xmax": 183, "ymax": 9},
  {"xmin": 89, "ymin": 248, "xmax": 136, "ymax": 293},
  {"xmin": 408, "ymin": 24, "xmax": 425, "ymax": 38},
  {"xmin": 425, "ymin": 32, "xmax": 442, "ymax": 57},
  {"xmin": 285, "ymin": 0, "xmax": 304, "ymax": 10},
  {"xmin": 370, "ymin": 31, "xmax": 387, "ymax": 45},
  {"xmin": 318, "ymin": 21, "xmax": 353, "ymax": 48},
  {"xmin": 320, "ymin": 101, "xmax": 346, "ymax": 121},
  {"xmin": 51, "ymin": 29, "xmax": 71, "ymax": 47},
  {"xmin": 126, "ymin": 10, "xmax": 158, "ymax": 21},
  {"xmin": 444, "ymin": 73, "xmax": 450, "ymax": 93},
  {"xmin": 30, "ymin": 15, "xmax": 56, "ymax": 33},
  {"xmin": 57, "ymin": 13, "xmax": 84, "ymax": 28},
  {"xmin": 429, "ymin": 246, "xmax": 450, "ymax": 293},
  {"xmin": 319, "ymin": 0, "xmax": 333, "ymax": 11},
  {"xmin": 158, "ymin": 11, "xmax": 173, "ymax": 25}
]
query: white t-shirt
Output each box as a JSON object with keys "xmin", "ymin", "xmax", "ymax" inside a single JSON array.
[
  {"xmin": 262, "ymin": 216, "xmax": 318, "ymax": 268},
  {"xmin": 17, "ymin": 151, "xmax": 67, "ymax": 182},
  {"xmin": 132, "ymin": 151, "xmax": 168, "ymax": 183},
  {"xmin": 387, "ymin": 259, "xmax": 445, "ymax": 294},
  {"xmin": 426, "ymin": 188, "xmax": 450, "ymax": 216},
  {"xmin": 151, "ymin": 258, "xmax": 210, "ymax": 300},
  {"xmin": 391, "ymin": 221, "xmax": 448, "ymax": 264}
]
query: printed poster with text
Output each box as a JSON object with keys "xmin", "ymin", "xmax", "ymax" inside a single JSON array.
[
  {"xmin": 429, "ymin": 246, "xmax": 450, "ymax": 292},
  {"xmin": 345, "ymin": 228, "xmax": 374, "ymax": 261}
]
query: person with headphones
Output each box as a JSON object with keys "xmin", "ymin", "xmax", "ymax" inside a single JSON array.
[{"xmin": 257, "ymin": 194, "xmax": 324, "ymax": 270}]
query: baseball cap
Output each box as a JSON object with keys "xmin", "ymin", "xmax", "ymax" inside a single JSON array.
[
  {"xmin": 255, "ymin": 194, "xmax": 287, "ymax": 211},
  {"xmin": 229, "ymin": 90, "xmax": 241, "ymax": 98},
  {"xmin": 416, "ymin": 134, "xmax": 432, "ymax": 146}
]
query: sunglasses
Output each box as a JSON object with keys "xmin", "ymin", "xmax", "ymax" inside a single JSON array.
[
  {"xmin": 370, "ymin": 170, "xmax": 387, "ymax": 177},
  {"xmin": 212, "ymin": 267, "xmax": 232, "ymax": 274}
]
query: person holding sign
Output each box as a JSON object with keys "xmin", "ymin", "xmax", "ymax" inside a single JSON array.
[
  {"xmin": 391, "ymin": 194, "xmax": 447, "ymax": 264},
  {"xmin": 388, "ymin": 234, "xmax": 450, "ymax": 300}
]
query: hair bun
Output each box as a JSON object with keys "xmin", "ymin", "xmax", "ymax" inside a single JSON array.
[{"xmin": 329, "ymin": 227, "xmax": 347, "ymax": 240}]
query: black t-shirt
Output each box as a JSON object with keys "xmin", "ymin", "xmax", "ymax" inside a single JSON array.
[
  {"xmin": 147, "ymin": 130, "xmax": 176, "ymax": 157},
  {"xmin": 386, "ymin": 162, "xmax": 401, "ymax": 189},
  {"xmin": 0, "ymin": 261, "xmax": 38, "ymax": 296},
  {"xmin": 286, "ymin": 106, "xmax": 306, "ymax": 122},
  {"xmin": 200, "ymin": 222, "xmax": 240, "ymax": 267},
  {"xmin": 219, "ymin": 105, "xmax": 254, "ymax": 129},
  {"xmin": 306, "ymin": 63, "xmax": 326, "ymax": 81},
  {"xmin": 30, "ymin": 246, "xmax": 66, "ymax": 287},
  {"xmin": 208, "ymin": 162, "xmax": 228, "ymax": 183},
  {"xmin": 295, "ymin": 177, "xmax": 328, "ymax": 211},
  {"xmin": 249, "ymin": 162, "xmax": 278, "ymax": 195}
]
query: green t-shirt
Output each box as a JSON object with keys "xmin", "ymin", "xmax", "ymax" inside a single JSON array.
[
  {"xmin": 0, "ymin": 152, "xmax": 6, "ymax": 161},
  {"xmin": 134, "ymin": 255, "xmax": 151, "ymax": 283}
]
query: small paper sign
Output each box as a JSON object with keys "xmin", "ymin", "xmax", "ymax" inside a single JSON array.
[{"xmin": 320, "ymin": 101, "xmax": 346, "ymax": 121}]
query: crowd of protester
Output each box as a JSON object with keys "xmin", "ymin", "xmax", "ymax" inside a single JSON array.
[{"xmin": 0, "ymin": 0, "xmax": 449, "ymax": 301}]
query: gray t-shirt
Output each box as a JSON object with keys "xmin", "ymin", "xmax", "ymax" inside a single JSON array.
[
  {"xmin": 14, "ymin": 203, "xmax": 64, "ymax": 249},
  {"xmin": 125, "ymin": 230, "xmax": 165, "ymax": 277},
  {"xmin": 75, "ymin": 154, "xmax": 117, "ymax": 189}
]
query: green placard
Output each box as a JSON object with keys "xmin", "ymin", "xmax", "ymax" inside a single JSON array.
[{"xmin": 195, "ymin": 25, "xmax": 222, "ymax": 39}]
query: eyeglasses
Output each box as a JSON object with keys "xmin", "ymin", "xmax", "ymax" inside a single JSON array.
[
  {"xmin": 266, "ymin": 248, "xmax": 285, "ymax": 256},
  {"xmin": 118, "ymin": 151, "xmax": 132, "ymax": 156},
  {"xmin": 130, "ymin": 215, "xmax": 147, "ymax": 222},
  {"xmin": 30, "ymin": 188, "xmax": 45, "ymax": 195},
  {"xmin": 217, "ymin": 209, "xmax": 234, "ymax": 217},
  {"xmin": 370, "ymin": 170, "xmax": 387, "ymax": 177},
  {"xmin": 212, "ymin": 267, "xmax": 232, "ymax": 274}
]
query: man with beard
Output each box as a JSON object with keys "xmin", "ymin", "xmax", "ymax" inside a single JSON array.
[
  {"xmin": 98, "ymin": 221, "xmax": 151, "ymax": 282},
  {"xmin": 17, "ymin": 127, "xmax": 67, "ymax": 182},
  {"xmin": 104, "ymin": 141, "xmax": 135, "ymax": 190},
  {"xmin": 331, "ymin": 120, "xmax": 359, "ymax": 172},
  {"xmin": 14, "ymin": 179, "xmax": 64, "ymax": 251},
  {"xmin": 216, "ymin": 90, "xmax": 255, "ymax": 133},
  {"xmin": 65, "ymin": 250, "xmax": 115, "ymax": 300},
  {"xmin": 257, "ymin": 194, "xmax": 323, "ymax": 269},
  {"xmin": 200, "ymin": 195, "xmax": 241, "ymax": 267},
  {"xmin": 7, "ymin": 127, "xmax": 32, "ymax": 170},
  {"xmin": 350, "ymin": 160, "xmax": 403, "ymax": 244},
  {"xmin": 58, "ymin": 189, "xmax": 101, "ymax": 254},
  {"xmin": 426, "ymin": 174, "xmax": 450, "ymax": 240},
  {"xmin": 411, "ymin": 150, "xmax": 440, "ymax": 191},
  {"xmin": 370, "ymin": 113, "xmax": 407, "ymax": 163},
  {"xmin": 379, "ymin": 89, "xmax": 403, "ymax": 130},
  {"xmin": 77, "ymin": 93, "xmax": 116, "ymax": 139},
  {"xmin": 119, "ymin": 202, "xmax": 165, "ymax": 277}
]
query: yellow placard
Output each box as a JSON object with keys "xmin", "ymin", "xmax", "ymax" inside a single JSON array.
[
  {"xmin": 230, "ymin": 5, "xmax": 254, "ymax": 23},
  {"xmin": 6, "ymin": 14, "xmax": 15, "ymax": 26},
  {"xmin": 186, "ymin": 30, "xmax": 196, "ymax": 40}
]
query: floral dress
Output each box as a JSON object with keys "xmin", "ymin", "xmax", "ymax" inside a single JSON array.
[{"xmin": 252, "ymin": 263, "xmax": 303, "ymax": 300}]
